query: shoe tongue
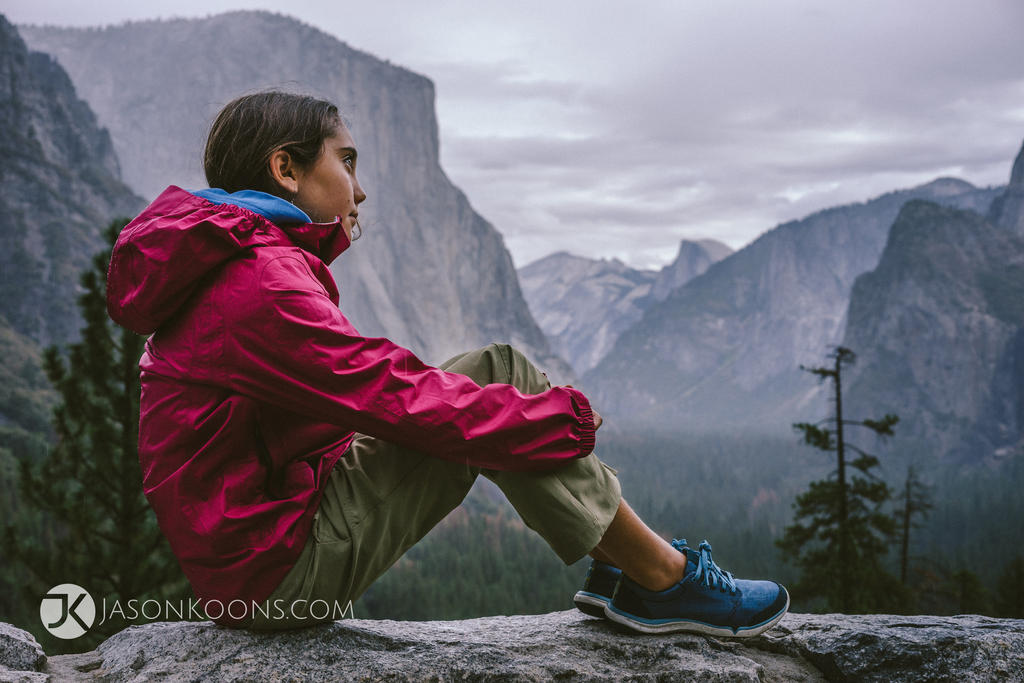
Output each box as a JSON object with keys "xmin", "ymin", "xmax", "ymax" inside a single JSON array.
[{"xmin": 682, "ymin": 547, "xmax": 700, "ymax": 579}]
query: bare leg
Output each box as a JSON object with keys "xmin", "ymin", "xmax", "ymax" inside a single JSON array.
[
  {"xmin": 588, "ymin": 545, "xmax": 616, "ymax": 565},
  {"xmin": 589, "ymin": 498, "xmax": 687, "ymax": 591}
]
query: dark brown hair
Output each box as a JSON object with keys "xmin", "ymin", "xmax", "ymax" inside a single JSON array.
[{"xmin": 203, "ymin": 91, "xmax": 342, "ymax": 196}]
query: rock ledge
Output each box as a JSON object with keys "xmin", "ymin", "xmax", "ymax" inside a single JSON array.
[{"xmin": 3, "ymin": 611, "xmax": 1023, "ymax": 681}]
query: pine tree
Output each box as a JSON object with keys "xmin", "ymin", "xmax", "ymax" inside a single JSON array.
[
  {"xmin": 1, "ymin": 219, "xmax": 190, "ymax": 654},
  {"xmin": 777, "ymin": 346, "xmax": 900, "ymax": 613},
  {"xmin": 895, "ymin": 464, "xmax": 933, "ymax": 586}
]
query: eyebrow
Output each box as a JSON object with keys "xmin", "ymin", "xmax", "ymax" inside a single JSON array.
[{"xmin": 337, "ymin": 146, "xmax": 358, "ymax": 160}]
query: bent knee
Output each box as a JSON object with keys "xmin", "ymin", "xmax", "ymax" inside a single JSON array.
[
  {"xmin": 443, "ymin": 342, "xmax": 550, "ymax": 392},
  {"xmin": 487, "ymin": 342, "xmax": 551, "ymax": 394}
]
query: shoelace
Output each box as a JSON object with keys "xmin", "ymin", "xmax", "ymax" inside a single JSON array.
[{"xmin": 673, "ymin": 538, "xmax": 738, "ymax": 594}]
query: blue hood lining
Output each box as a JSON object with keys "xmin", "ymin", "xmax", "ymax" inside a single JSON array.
[{"xmin": 189, "ymin": 188, "xmax": 311, "ymax": 226}]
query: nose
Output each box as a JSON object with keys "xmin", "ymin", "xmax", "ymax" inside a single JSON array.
[{"xmin": 354, "ymin": 176, "xmax": 367, "ymax": 205}]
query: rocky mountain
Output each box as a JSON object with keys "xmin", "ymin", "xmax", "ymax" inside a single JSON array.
[
  {"xmin": 585, "ymin": 177, "xmax": 1004, "ymax": 429},
  {"xmin": 18, "ymin": 12, "xmax": 570, "ymax": 376},
  {"xmin": 0, "ymin": 14, "xmax": 143, "ymax": 445},
  {"xmin": 650, "ymin": 238, "xmax": 733, "ymax": 302},
  {"xmin": 0, "ymin": 15, "xmax": 142, "ymax": 349},
  {"xmin": 518, "ymin": 240, "xmax": 731, "ymax": 374},
  {"xmin": 518, "ymin": 253, "xmax": 657, "ymax": 375},
  {"xmin": 989, "ymin": 141, "xmax": 1024, "ymax": 236},
  {"xmin": 843, "ymin": 201, "xmax": 1024, "ymax": 464},
  {"xmin": 6, "ymin": 612, "xmax": 1023, "ymax": 681}
]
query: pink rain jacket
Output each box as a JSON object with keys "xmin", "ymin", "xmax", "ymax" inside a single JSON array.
[{"xmin": 106, "ymin": 185, "xmax": 597, "ymax": 627}]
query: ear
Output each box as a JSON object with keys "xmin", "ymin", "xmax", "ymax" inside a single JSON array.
[{"xmin": 267, "ymin": 148, "xmax": 300, "ymax": 196}]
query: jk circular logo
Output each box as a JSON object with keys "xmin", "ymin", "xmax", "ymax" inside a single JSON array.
[{"xmin": 40, "ymin": 583, "xmax": 95, "ymax": 639}]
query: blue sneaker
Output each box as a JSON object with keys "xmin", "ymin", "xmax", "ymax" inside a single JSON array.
[
  {"xmin": 573, "ymin": 559, "xmax": 622, "ymax": 618},
  {"xmin": 604, "ymin": 539, "xmax": 789, "ymax": 637}
]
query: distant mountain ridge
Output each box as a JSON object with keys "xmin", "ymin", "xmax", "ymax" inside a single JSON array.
[
  {"xmin": 844, "ymin": 146, "xmax": 1024, "ymax": 463},
  {"xmin": 585, "ymin": 177, "xmax": 1005, "ymax": 431},
  {"xmin": 18, "ymin": 11, "xmax": 570, "ymax": 376},
  {"xmin": 518, "ymin": 253, "xmax": 656, "ymax": 375},
  {"xmin": 518, "ymin": 239, "xmax": 732, "ymax": 373}
]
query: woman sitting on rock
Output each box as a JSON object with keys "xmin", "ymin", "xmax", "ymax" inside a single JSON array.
[{"xmin": 106, "ymin": 90, "xmax": 789, "ymax": 637}]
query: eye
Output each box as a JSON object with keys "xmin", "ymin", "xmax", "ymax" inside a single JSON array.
[{"xmin": 343, "ymin": 155, "xmax": 355, "ymax": 169}]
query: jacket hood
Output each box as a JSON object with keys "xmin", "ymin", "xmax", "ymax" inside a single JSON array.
[{"xmin": 107, "ymin": 185, "xmax": 351, "ymax": 334}]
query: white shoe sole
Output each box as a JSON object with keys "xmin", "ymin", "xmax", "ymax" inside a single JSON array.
[
  {"xmin": 573, "ymin": 591, "xmax": 610, "ymax": 617},
  {"xmin": 603, "ymin": 591, "xmax": 790, "ymax": 638}
]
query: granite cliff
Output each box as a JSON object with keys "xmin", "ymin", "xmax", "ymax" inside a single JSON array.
[
  {"xmin": 843, "ymin": 201, "xmax": 1024, "ymax": 464},
  {"xmin": 650, "ymin": 238, "xmax": 734, "ymax": 302},
  {"xmin": 18, "ymin": 11, "xmax": 569, "ymax": 376},
  {"xmin": 0, "ymin": 14, "xmax": 143, "ymax": 445},
  {"xmin": 989, "ymin": 141, "xmax": 1024, "ymax": 236},
  {"xmin": 0, "ymin": 15, "xmax": 142, "ymax": 349}
]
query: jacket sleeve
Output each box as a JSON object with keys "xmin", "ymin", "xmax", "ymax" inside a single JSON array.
[{"xmin": 219, "ymin": 254, "xmax": 596, "ymax": 472}]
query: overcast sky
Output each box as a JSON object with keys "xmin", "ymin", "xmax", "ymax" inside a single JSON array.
[{"xmin": 7, "ymin": 1, "xmax": 1024, "ymax": 269}]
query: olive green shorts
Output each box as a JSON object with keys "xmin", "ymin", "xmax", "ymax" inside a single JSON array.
[{"xmin": 246, "ymin": 343, "xmax": 622, "ymax": 630}]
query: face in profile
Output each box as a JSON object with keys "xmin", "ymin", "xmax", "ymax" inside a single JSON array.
[{"xmin": 284, "ymin": 123, "xmax": 367, "ymax": 238}]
